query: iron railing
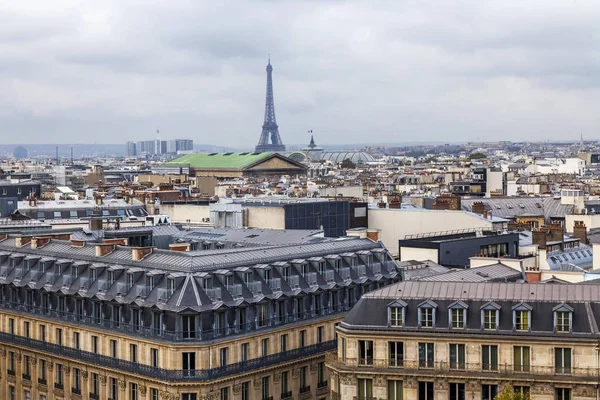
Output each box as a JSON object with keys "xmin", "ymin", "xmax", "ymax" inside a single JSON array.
[
  {"xmin": 330, "ymin": 356, "xmax": 597, "ymax": 380},
  {"xmin": 0, "ymin": 331, "xmax": 336, "ymax": 382},
  {"xmin": 0, "ymin": 300, "xmax": 348, "ymax": 343}
]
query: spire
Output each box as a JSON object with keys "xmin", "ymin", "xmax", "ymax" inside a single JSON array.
[{"xmin": 309, "ymin": 135, "xmax": 316, "ymax": 149}]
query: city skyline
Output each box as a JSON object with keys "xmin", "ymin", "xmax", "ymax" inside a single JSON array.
[{"xmin": 1, "ymin": 1, "xmax": 600, "ymax": 146}]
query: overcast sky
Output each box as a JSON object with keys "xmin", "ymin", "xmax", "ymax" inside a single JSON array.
[{"xmin": 1, "ymin": 0, "xmax": 600, "ymax": 148}]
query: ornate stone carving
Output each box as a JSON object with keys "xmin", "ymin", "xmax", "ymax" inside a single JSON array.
[
  {"xmin": 273, "ymin": 372, "xmax": 281, "ymax": 383},
  {"xmin": 64, "ymin": 365, "xmax": 71, "ymax": 375},
  {"xmin": 53, "ymin": 388, "xmax": 65, "ymax": 396},
  {"xmin": 467, "ymin": 381, "xmax": 479, "ymax": 392},
  {"xmin": 340, "ymin": 374, "xmax": 357, "ymax": 385},
  {"xmin": 373, "ymin": 375, "xmax": 386, "ymax": 387},
  {"xmin": 292, "ymin": 368, "xmax": 300, "ymax": 379},
  {"xmin": 531, "ymin": 383, "xmax": 554, "ymax": 396},
  {"xmin": 99, "ymin": 375, "xmax": 107, "ymax": 386},
  {"xmin": 0, "ymin": 348, "xmax": 6, "ymax": 357},
  {"xmin": 140, "ymin": 385, "xmax": 147, "ymax": 396},
  {"xmin": 233, "ymin": 383, "xmax": 242, "ymax": 395},
  {"xmin": 7, "ymin": 374, "xmax": 16, "ymax": 383},
  {"xmin": 118, "ymin": 379, "xmax": 126, "ymax": 389},
  {"xmin": 403, "ymin": 377, "xmax": 417, "ymax": 389},
  {"xmin": 434, "ymin": 379, "xmax": 448, "ymax": 390},
  {"xmin": 30, "ymin": 357, "xmax": 37, "ymax": 366},
  {"xmin": 574, "ymin": 385, "xmax": 595, "ymax": 398},
  {"xmin": 38, "ymin": 383, "xmax": 48, "ymax": 391},
  {"xmin": 23, "ymin": 379, "xmax": 32, "ymax": 388},
  {"xmin": 71, "ymin": 394, "xmax": 83, "ymax": 400},
  {"xmin": 81, "ymin": 370, "xmax": 88, "ymax": 381},
  {"xmin": 254, "ymin": 378, "xmax": 262, "ymax": 389},
  {"xmin": 310, "ymin": 363, "xmax": 318, "ymax": 373},
  {"xmin": 47, "ymin": 361, "xmax": 54, "ymax": 372},
  {"xmin": 15, "ymin": 352, "xmax": 22, "ymax": 362}
]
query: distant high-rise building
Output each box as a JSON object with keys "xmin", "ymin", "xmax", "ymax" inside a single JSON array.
[
  {"xmin": 255, "ymin": 59, "xmax": 286, "ymax": 153},
  {"xmin": 126, "ymin": 141, "xmax": 137, "ymax": 156},
  {"xmin": 13, "ymin": 146, "xmax": 28, "ymax": 159},
  {"xmin": 167, "ymin": 139, "xmax": 194, "ymax": 154}
]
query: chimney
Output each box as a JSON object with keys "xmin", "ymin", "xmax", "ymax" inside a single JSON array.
[
  {"xmin": 169, "ymin": 243, "xmax": 191, "ymax": 252},
  {"xmin": 31, "ymin": 237, "xmax": 50, "ymax": 249},
  {"xmin": 95, "ymin": 243, "xmax": 115, "ymax": 257},
  {"xmin": 525, "ymin": 268, "xmax": 541, "ymax": 283},
  {"xmin": 0, "ymin": 234, "xmax": 7, "ymax": 242},
  {"xmin": 507, "ymin": 220, "xmax": 519, "ymax": 231},
  {"xmin": 378, "ymin": 201, "xmax": 387, "ymax": 209},
  {"xmin": 573, "ymin": 222, "xmax": 588, "ymax": 245},
  {"xmin": 472, "ymin": 201, "xmax": 486, "ymax": 215},
  {"xmin": 389, "ymin": 195, "xmax": 402, "ymax": 209},
  {"xmin": 132, "ymin": 247, "xmax": 153, "ymax": 261},
  {"xmin": 29, "ymin": 195, "xmax": 37, "ymax": 207},
  {"xmin": 532, "ymin": 228, "xmax": 547, "ymax": 249},
  {"xmin": 15, "ymin": 236, "xmax": 33, "ymax": 248},
  {"xmin": 547, "ymin": 223, "xmax": 564, "ymax": 243},
  {"xmin": 366, "ymin": 229, "xmax": 380, "ymax": 242},
  {"xmin": 71, "ymin": 239, "xmax": 85, "ymax": 248},
  {"xmin": 95, "ymin": 195, "xmax": 102, "ymax": 206},
  {"xmin": 102, "ymin": 238, "xmax": 129, "ymax": 246},
  {"xmin": 432, "ymin": 200, "xmax": 449, "ymax": 210}
]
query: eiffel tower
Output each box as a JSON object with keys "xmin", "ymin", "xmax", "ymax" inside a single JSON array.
[{"xmin": 255, "ymin": 58, "xmax": 286, "ymax": 152}]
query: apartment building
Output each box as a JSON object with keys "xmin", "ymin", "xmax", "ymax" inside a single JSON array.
[
  {"xmin": 328, "ymin": 281, "xmax": 600, "ymax": 400},
  {"xmin": 0, "ymin": 232, "xmax": 401, "ymax": 400}
]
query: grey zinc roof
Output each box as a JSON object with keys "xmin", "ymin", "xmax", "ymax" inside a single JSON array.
[
  {"xmin": 461, "ymin": 197, "xmax": 573, "ymax": 220},
  {"xmin": 364, "ymin": 280, "xmax": 600, "ymax": 302},
  {"xmin": 418, "ymin": 263, "xmax": 523, "ymax": 282}
]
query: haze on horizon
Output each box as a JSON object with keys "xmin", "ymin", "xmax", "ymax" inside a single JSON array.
[{"xmin": 1, "ymin": 0, "xmax": 599, "ymax": 148}]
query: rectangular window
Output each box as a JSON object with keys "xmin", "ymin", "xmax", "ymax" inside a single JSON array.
[
  {"xmin": 449, "ymin": 344, "xmax": 466, "ymax": 370},
  {"xmin": 261, "ymin": 338, "xmax": 269, "ymax": 357},
  {"xmin": 220, "ymin": 388, "xmax": 229, "ymax": 400},
  {"xmin": 342, "ymin": 337, "xmax": 346, "ymax": 362},
  {"xmin": 73, "ymin": 368, "xmax": 81, "ymax": 391},
  {"xmin": 420, "ymin": 308, "xmax": 434, "ymax": 327},
  {"xmin": 514, "ymin": 386, "xmax": 530, "ymax": 396},
  {"xmin": 241, "ymin": 343, "xmax": 249, "ymax": 362},
  {"xmin": 182, "ymin": 315, "xmax": 196, "ymax": 339},
  {"xmin": 451, "ymin": 309, "xmax": 465, "ymax": 328},
  {"xmin": 56, "ymin": 328, "xmax": 62, "ymax": 346},
  {"xmin": 91, "ymin": 373, "xmax": 99, "ymax": 395},
  {"xmin": 300, "ymin": 330, "xmax": 306, "ymax": 347},
  {"xmin": 73, "ymin": 332, "xmax": 80, "ymax": 350},
  {"xmin": 182, "ymin": 352, "xmax": 196, "ymax": 377},
  {"xmin": 130, "ymin": 383, "xmax": 138, "ymax": 400},
  {"xmin": 300, "ymin": 366, "xmax": 307, "ymax": 389},
  {"xmin": 280, "ymin": 335, "xmax": 287, "ymax": 352},
  {"xmin": 390, "ymin": 307, "xmax": 403, "ymax": 326},
  {"xmin": 281, "ymin": 371, "xmax": 289, "ymax": 395},
  {"xmin": 55, "ymin": 363, "xmax": 63, "ymax": 388},
  {"xmin": 151, "ymin": 388, "xmax": 159, "ymax": 400},
  {"xmin": 220, "ymin": 347, "xmax": 228, "ymax": 366},
  {"xmin": 483, "ymin": 310, "xmax": 497, "ymax": 330},
  {"xmin": 358, "ymin": 378, "xmax": 373, "ymax": 400},
  {"xmin": 317, "ymin": 326, "xmax": 324, "ymax": 343},
  {"xmin": 481, "ymin": 384, "xmax": 498, "ymax": 400},
  {"xmin": 514, "ymin": 346, "xmax": 531, "ymax": 372},
  {"xmin": 449, "ymin": 382, "xmax": 465, "ymax": 400},
  {"xmin": 110, "ymin": 377, "xmax": 118, "ymax": 400},
  {"xmin": 418, "ymin": 381, "xmax": 433, "ymax": 400},
  {"xmin": 151, "ymin": 348, "xmax": 159, "ymax": 368},
  {"xmin": 318, "ymin": 362, "xmax": 325, "ymax": 385},
  {"xmin": 130, "ymin": 344, "xmax": 137, "ymax": 363},
  {"xmin": 555, "ymin": 388, "xmax": 571, "ymax": 400},
  {"xmin": 556, "ymin": 311, "xmax": 570, "ymax": 332},
  {"xmin": 358, "ymin": 340, "xmax": 374, "ymax": 366},
  {"xmin": 241, "ymin": 382, "xmax": 250, "ymax": 400},
  {"xmin": 39, "ymin": 359, "xmax": 47, "ymax": 381},
  {"xmin": 388, "ymin": 380, "xmax": 403, "ymax": 400},
  {"xmin": 110, "ymin": 340, "xmax": 118, "ymax": 358},
  {"xmin": 23, "ymin": 321, "xmax": 30, "ymax": 338},
  {"xmin": 515, "ymin": 310, "xmax": 529, "ymax": 331},
  {"xmin": 8, "ymin": 351, "xmax": 15, "ymax": 372},
  {"xmin": 555, "ymin": 348, "xmax": 572, "ymax": 374},
  {"xmin": 91, "ymin": 336, "xmax": 99, "ymax": 354},
  {"xmin": 482, "ymin": 345, "xmax": 498, "ymax": 371},
  {"xmin": 389, "ymin": 341, "xmax": 404, "ymax": 367},
  {"xmin": 418, "ymin": 343, "xmax": 434, "ymax": 368},
  {"xmin": 261, "ymin": 376, "xmax": 270, "ymax": 400},
  {"xmin": 9, "ymin": 318, "xmax": 14, "ymax": 334}
]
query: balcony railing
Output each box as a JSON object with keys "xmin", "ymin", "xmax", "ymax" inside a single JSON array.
[
  {"xmin": 22, "ymin": 373, "xmax": 31, "ymax": 381},
  {"xmin": 281, "ymin": 391, "xmax": 292, "ymax": 399},
  {"xmin": 317, "ymin": 381, "xmax": 328, "ymax": 389},
  {"xmin": 328, "ymin": 356, "xmax": 596, "ymax": 381},
  {"xmin": 300, "ymin": 385, "xmax": 311, "ymax": 393},
  {"xmin": 72, "ymin": 388, "xmax": 81, "ymax": 395},
  {"xmin": 0, "ymin": 300, "xmax": 349, "ymax": 343},
  {"xmin": 54, "ymin": 382, "xmax": 64, "ymax": 390},
  {"xmin": 0, "ymin": 331, "xmax": 336, "ymax": 382},
  {"xmin": 38, "ymin": 378, "xmax": 47, "ymax": 385},
  {"xmin": 7, "ymin": 369, "xmax": 15, "ymax": 376}
]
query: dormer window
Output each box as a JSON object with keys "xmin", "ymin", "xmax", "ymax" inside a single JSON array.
[
  {"xmin": 202, "ymin": 277, "xmax": 212, "ymax": 290},
  {"xmin": 224, "ymin": 275, "xmax": 233, "ymax": 288},
  {"xmin": 146, "ymin": 276, "xmax": 154, "ymax": 291},
  {"xmin": 448, "ymin": 301, "xmax": 468, "ymax": 329},
  {"xmin": 301, "ymin": 263, "xmax": 308, "ymax": 277},
  {"xmin": 108, "ymin": 271, "xmax": 115, "ymax": 285},
  {"xmin": 350, "ymin": 257, "xmax": 357, "ymax": 267},
  {"xmin": 56, "ymin": 264, "xmax": 62, "ymax": 275},
  {"xmin": 512, "ymin": 303, "xmax": 532, "ymax": 331},
  {"xmin": 90, "ymin": 268, "xmax": 97, "ymax": 281},
  {"xmin": 481, "ymin": 302, "xmax": 500, "ymax": 330},
  {"xmin": 72, "ymin": 266, "xmax": 79, "ymax": 278},
  {"xmin": 126, "ymin": 273, "xmax": 134, "ymax": 290},
  {"xmin": 334, "ymin": 259, "xmax": 341, "ymax": 271},
  {"xmin": 264, "ymin": 269, "xmax": 272, "ymax": 281},
  {"xmin": 318, "ymin": 261, "xmax": 325, "ymax": 275},
  {"xmin": 388, "ymin": 300, "xmax": 407, "ymax": 327},
  {"xmin": 418, "ymin": 300, "xmax": 438, "ymax": 328},
  {"xmin": 244, "ymin": 272, "xmax": 252, "ymax": 286},
  {"xmin": 553, "ymin": 303, "xmax": 573, "ymax": 333},
  {"xmin": 166, "ymin": 278, "xmax": 175, "ymax": 297},
  {"xmin": 282, "ymin": 266, "xmax": 290, "ymax": 281}
]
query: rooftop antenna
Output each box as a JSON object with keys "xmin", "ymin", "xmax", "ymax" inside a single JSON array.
[
  {"xmin": 70, "ymin": 146, "xmax": 74, "ymax": 165},
  {"xmin": 56, "ymin": 146, "xmax": 59, "ymax": 166}
]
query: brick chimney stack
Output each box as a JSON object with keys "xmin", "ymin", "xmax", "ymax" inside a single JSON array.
[
  {"xmin": 532, "ymin": 228, "xmax": 547, "ymax": 249},
  {"xmin": 573, "ymin": 222, "xmax": 588, "ymax": 245},
  {"xmin": 471, "ymin": 201, "xmax": 486, "ymax": 215},
  {"xmin": 547, "ymin": 223, "xmax": 564, "ymax": 243}
]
